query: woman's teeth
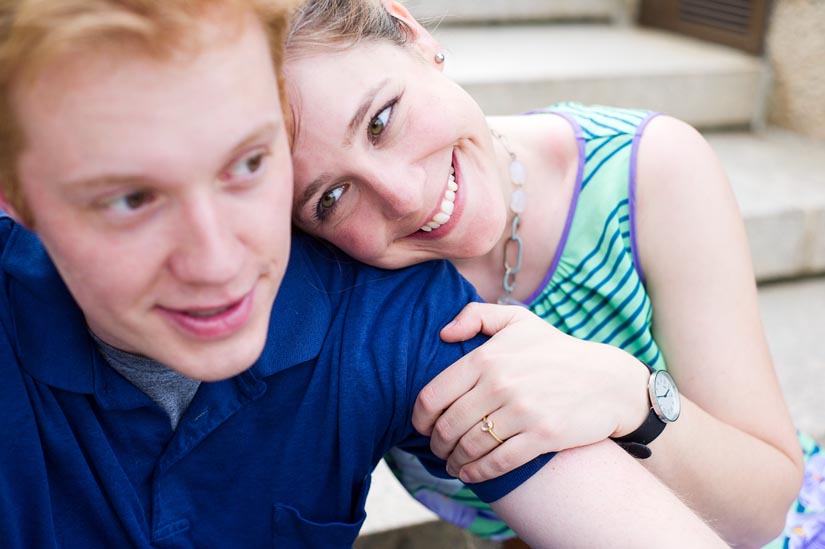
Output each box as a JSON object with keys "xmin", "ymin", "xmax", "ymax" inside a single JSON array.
[{"xmin": 420, "ymin": 168, "xmax": 458, "ymax": 232}]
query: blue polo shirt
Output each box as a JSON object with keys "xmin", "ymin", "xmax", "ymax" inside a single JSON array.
[{"xmin": 0, "ymin": 216, "xmax": 553, "ymax": 548}]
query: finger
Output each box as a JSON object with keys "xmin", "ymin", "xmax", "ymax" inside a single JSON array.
[
  {"xmin": 444, "ymin": 402, "xmax": 530, "ymax": 471},
  {"xmin": 427, "ymin": 369, "xmax": 508, "ymax": 458},
  {"xmin": 429, "ymin": 384, "xmax": 503, "ymax": 459},
  {"xmin": 440, "ymin": 302, "xmax": 523, "ymax": 343},
  {"xmin": 444, "ymin": 409, "xmax": 514, "ymax": 475},
  {"xmin": 457, "ymin": 433, "xmax": 544, "ymax": 484},
  {"xmin": 412, "ymin": 353, "xmax": 482, "ymax": 436}
]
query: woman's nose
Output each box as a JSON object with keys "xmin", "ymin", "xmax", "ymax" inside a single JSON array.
[{"xmin": 367, "ymin": 170, "xmax": 426, "ymax": 220}]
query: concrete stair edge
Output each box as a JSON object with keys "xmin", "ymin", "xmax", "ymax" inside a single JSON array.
[
  {"xmin": 434, "ymin": 24, "xmax": 767, "ymax": 129},
  {"xmin": 409, "ymin": 0, "xmax": 623, "ymax": 25},
  {"xmin": 707, "ymin": 131, "xmax": 825, "ymax": 281}
]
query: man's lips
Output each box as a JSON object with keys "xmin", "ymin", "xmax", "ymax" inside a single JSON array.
[{"xmin": 158, "ymin": 288, "xmax": 256, "ymax": 340}]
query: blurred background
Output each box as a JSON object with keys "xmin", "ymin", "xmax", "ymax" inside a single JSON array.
[{"xmin": 358, "ymin": 1, "xmax": 825, "ymax": 546}]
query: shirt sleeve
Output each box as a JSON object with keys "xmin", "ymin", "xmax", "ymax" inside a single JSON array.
[
  {"xmin": 302, "ymin": 235, "xmax": 556, "ymax": 504},
  {"xmin": 387, "ymin": 259, "xmax": 555, "ymax": 503}
]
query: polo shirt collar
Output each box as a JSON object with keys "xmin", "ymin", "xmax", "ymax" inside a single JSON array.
[
  {"xmin": 2, "ymin": 225, "xmax": 331, "ymax": 391},
  {"xmin": 2, "ymin": 224, "xmax": 97, "ymax": 393},
  {"xmin": 252, "ymin": 234, "xmax": 331, "ymax": 377}
]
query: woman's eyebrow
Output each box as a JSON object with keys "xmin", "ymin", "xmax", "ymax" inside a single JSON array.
[
  {"xmin": 344, "ymin": 78, "xmax": 389, "ymax": 147},
  {"xmin": 295, "ymin": 174, "xmax": 329, "ymax": 215},
  {"xmin": 293, "ymin": 79, "xmax": 392, "ymax": 216}
]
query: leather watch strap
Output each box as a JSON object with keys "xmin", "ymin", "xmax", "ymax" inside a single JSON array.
[
  {"xmin": 612, "ymin": 408, "xmax": 666, "ymax": 459},
  {"xmin": 610, "ymin": 363, "xmax": 667, "ymax": 459}
]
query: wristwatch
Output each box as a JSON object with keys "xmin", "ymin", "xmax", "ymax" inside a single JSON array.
[{"xmin": 612, "ymin": 367, "xmax": 680, "ymax": 459}]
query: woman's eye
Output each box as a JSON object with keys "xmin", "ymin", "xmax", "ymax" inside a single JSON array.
[
  {"xmin": 109, "ymin": 190, "xmax": 156, "ymax": 213},
  {"xmin": 226, "ymin": 149, "xmax": 269, "ymax": 181},
  {"xmin": 368, "ymin": 104, "xmax": 393, "ymax": 140},
  {"xmin": 315, "ymin": 185, "xmax": 346, "ymax": 220}
]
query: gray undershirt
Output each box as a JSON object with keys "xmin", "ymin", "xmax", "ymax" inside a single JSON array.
[{"xmin": 92, "ymin": 334, "xmax": 200, "ymax": 430}]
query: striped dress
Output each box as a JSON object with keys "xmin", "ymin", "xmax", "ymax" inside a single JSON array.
[
  {"xmin": 524, "ymin": 102, "xmax": 664, "ymax": 371},
  {"xmin": 386, "ymin": 103, "xmax": 821, "ymax": 546}
]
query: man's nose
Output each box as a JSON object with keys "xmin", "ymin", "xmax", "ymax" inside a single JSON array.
[{"xmin": 168, "ymin": 195, "xmax": 244, "ymax": 285}]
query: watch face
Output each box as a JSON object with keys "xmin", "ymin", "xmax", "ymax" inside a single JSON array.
[{"xmin": 651, "ymin": 370, "xmax": 681, "ymax": 422}]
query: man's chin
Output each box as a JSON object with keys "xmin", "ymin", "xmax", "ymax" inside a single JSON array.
[
  {"xmin": 152, "ymin": 333, "xmax": 266, "ymax": 381},
  {"xmin": 148, "ymin": 305, "xmax": 272, "ymax": 380},
  {"xmin": 173, "ymin": 349, "xmax": 263, "ymax": 382}
]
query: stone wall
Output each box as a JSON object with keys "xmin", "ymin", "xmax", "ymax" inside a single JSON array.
[{"xmin": 766, "ymin": 0, "xmax": 825, "ymax": 140}]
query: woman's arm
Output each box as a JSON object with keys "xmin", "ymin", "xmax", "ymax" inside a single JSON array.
[
  {"xmin": 414, "ymin": 117, "xmax": 802, "ymax": 547},
  {"xmin": 630, "ymin": 115, "xmax": 802, "ymax": 546},
  {"xmin": 491, "ymin": 439, "xmax": 728, "ymax": 548}
]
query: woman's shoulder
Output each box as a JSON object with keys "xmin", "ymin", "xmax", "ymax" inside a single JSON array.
[
  {"xmin": 636, "ymin": 115, "xmax": 722, "ymax": 193},
  {"xmin": 633, "ymin": 114, "xmax": 740, "ymax": 280},
  {"xmin": 541, "ymin": 102, "xmax": 656, "ymax": 139}
]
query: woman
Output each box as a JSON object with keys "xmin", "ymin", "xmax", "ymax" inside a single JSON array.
[{"xmin": 283, "ymin": 0, "xmax": 820, "ymax": 545}]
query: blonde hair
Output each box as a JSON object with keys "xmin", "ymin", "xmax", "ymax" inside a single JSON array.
[
  {"xmin": 0, "ymin": 0, "xmax": 297, "ymax": 223},
  {"xmin": 285, "ymin": 0, "xmax": 412, "ymax": 58},
  {"xmin": 283, "ymin": 0, "xmax": 414, "ymax": 142}
]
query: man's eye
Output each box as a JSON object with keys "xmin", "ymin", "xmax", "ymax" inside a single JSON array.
[
  {"xmin": 226, "ymin": 149, "xmax": 269, "ymax": 180},
  {"xmin": 109, "ymin": 190, "xmax": 156, "ymax": 213},
  {"xmin": 315, "ymin": 185, "xmax": 346, "ymax": 221},
  {"xmin": 368, "ymin": 104, "xmax": 392, "ymax": 139}
]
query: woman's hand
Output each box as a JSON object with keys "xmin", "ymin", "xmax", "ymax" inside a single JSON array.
[{"xmin": 412, "ymin": 302, "xmax": 651, "ymax": 483}]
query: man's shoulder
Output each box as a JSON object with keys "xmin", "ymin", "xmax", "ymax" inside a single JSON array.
[
  {"xmin": 288, "ymin": 232, "xmax": 485, "ymax": 394},
  {"xmin": 284, "ymin": 233, "xmax": 485, "ymax": 385},
  {"xmin": 291, "ymin": 232, "xmax": 475, "ymax": 310}
]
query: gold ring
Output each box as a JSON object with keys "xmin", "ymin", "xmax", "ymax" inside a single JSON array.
[{"xmin": 480, "ymin": 415, "xmax": 505, "ymax": 444}]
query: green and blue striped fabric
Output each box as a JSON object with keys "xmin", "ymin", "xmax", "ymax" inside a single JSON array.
[{"xmin": 526, "ymin": 102, "xmax": 666, "ymax": 373}]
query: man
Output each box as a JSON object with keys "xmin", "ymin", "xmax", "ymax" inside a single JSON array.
[{"xmin": 0, "ymin": 0, "xmax": 725, "ymax": 546}]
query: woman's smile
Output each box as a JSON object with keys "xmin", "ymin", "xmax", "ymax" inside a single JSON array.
[
  {"xmin": 287, "ymin": 39, "xmax": 507, "ymax": 268},
  {"xmin": 419, "ymin": 165, "xmax": 457, "ymax": 232}
]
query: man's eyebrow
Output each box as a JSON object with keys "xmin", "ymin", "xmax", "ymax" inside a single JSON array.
[
  {"xmin": 61, "ymin": 173, "xmax": 156, "ymax": 194},
  {"xmin": 230, "ymin": 121, "xmax": 280, "ymax": 156},
  {"xmin": 62, "ymin": 121, "xmax": 281, "ymax": 191},
  {"xmin": 345, "ymin": 78, "xmax": 390, "ymax": 147}
]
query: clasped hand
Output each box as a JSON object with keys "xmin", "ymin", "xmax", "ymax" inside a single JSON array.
[{"xmin": 412, "ymin": 302, "xmax": 651, "ymax": 483}]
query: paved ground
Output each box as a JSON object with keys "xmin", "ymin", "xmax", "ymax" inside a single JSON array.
[
  {"xmin": 358, "ymin": 276, "xmax": 825, "ymax": 545},
  {"xmin": 761, "ymin": 276, "xmax": 825, "ymax": 444}
]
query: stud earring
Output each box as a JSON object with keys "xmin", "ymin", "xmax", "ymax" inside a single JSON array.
[{"xmin": 434, "ymin": 52, "xmax": 445, "ymax": 64}]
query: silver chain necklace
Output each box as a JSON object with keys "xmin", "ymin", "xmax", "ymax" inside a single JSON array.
[{"xmin": 491, "ymin": 129, "xmax": 528, "ymax": 306}]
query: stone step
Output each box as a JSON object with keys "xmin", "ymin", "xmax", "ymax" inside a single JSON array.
[
  {"xmin": 433, "ymin": 24, "xmax": 766, "ymax": 129},
  {"xmin": 759, "ymin": 276, "xmax": 825, "ymax": 445},
  {"xmin": 408, "ymin": 0, "xmax": 621, "ymax": 25},
  {"xmin": 707, "ymin": 129, "xmax": 825, "ymax": 281}
]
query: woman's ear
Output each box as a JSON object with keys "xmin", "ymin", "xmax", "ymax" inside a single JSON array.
[{"xmin": 380, "ymin": 0, "xmax": 445, "ymax": 69}]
